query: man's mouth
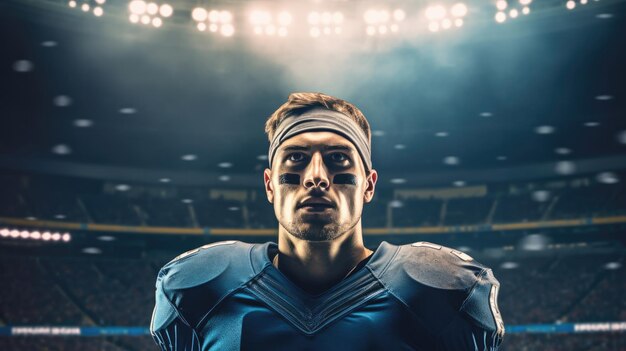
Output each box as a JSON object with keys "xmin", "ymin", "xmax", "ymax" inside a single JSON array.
[{"xmin": 298, "ymin": 204, "xmax": 334, "ymax": 212}]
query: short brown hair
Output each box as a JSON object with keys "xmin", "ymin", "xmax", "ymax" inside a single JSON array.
[{"xmin": 264, "ymin": 92, "xmax": 371, "ymax": 146}]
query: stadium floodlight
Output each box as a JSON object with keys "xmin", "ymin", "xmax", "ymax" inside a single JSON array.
[
  {"xmin": 0, "ymin": 229, "xmax": 9, "ymax": 237},
  {"xmin": 152, "ymin": 17, "xmax": 162, "ymax": 27},
  {"xmin": 441, "ymin": 18, "xmax": 452, "ymax": 29},
  {"xmin": 31, "ymin": 231, "xmax": 41, "ymax": 239},
  {"xmin": 580, "ymin": 0, "xmax": 588, "ymax": 4},
  {"xmin": 192, "ymin": 7, "xmax": 207, "ymax": 21},
  {"xmin": 20, "ymin": 231, "xmax": 30, "ymax": 239},
  {"xmin": 81, "ymin": 3, "xmax": 90, "ymax": 11},
  {"xmin": 425, "ymin": 5, "xmax": 447, "ymax": 21},
  {"xmin": 450, "ymin": 3, "xmax": 468, "ymax": 17},
  {"xmin": 428, "ymin": 21, "xmax": 440, "ymax": 32},
  {"xmin": 62, "ymin": 233, "xmax": 71, "ymax": 242},
  {"xmin": 159, "ymin": 3, "xmax": 173, "ymax": 17},
  {"xmin": 221, "ymin": 24, "xmax": 235, "ymax": 36},
  {"xmin": 495, "ymin": 11, "xmax": 507, "ymax": 22},
  {"xmin": 364, "ymin": 8, "xmax": 404, "ymax": 36},
  {"xmin": 496, "ymin": 0, "xmax": 508, "ymax": 10},
  {"xmin": 566, "ymin": 0, "xmax": 576, "ymax": 9},
  {"xmin": 129, "ymin": 0, "xmax": 146, "ymax": 14},
  {"xmin": 10, "ymin": 230, "xmax": 20, "ymax": 238},
  {"xmin": 42, "ymin": 232, "xmax": 52, "ymax": 241},
  {"xmin": 93, "ymin": 6, "xmax": 103, "ymax": 16},
  {"xmin": 509, "ymin": 8, "xmax": 519, "ymax": 17},
  {"xmin": 455, "ymin": 18, "xmax": 464, "ymax": 27},
  {"xmin": 308, "ymin": 11, "xmax": 343, "ymax": 37},
  {"xmin": 519, "ymin": 0, "xmax": 532, "ymax": 5},
  {"xmin": 522, "ymin": 6, "xmax": 530, "ymax": 14},
  {"xmin": 146, "ymin": 2, "xmax": 158, "ymax": 15},
  {"xmin": 393, "ymin": 9, "xmax": 406, "ymax": 21},
  {"xmin": 68, "ymin": 1, "xmax": 77, "ymax": 8}
]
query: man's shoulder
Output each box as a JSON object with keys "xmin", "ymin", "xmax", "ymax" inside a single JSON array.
[
  {"xmin": 377, "ymin": 241, "xmax": 504, "ymax": 337},
  {"xmin": 153, "ymin": 240, "xmax": 263, "ymax": 330},
  {"xmin": 158, "ymin": 240, "xmax": 256, "ymax": 291},
  {"xmin": 391, "ymin": 241, "xmax": 493, "ymax": 290}
]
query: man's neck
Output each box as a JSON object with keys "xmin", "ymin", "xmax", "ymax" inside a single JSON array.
[{"xmin": 274, "ymin": 224, "xmax": 373, "ymax": 295}]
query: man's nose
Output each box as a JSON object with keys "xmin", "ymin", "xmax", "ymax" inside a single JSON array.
[{"xmin": 303, "ymin": 152, "xmax": 330, "ymax": 190}]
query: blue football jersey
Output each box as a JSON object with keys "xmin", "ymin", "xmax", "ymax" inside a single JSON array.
[{"xmin": 151, "ymin": 241, "xmax": 504, "ymax": 350}]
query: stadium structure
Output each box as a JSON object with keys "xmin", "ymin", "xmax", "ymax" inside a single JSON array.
[{"xmin": 1, "ymin": 0, "xmax": 626, "ymax": 349}]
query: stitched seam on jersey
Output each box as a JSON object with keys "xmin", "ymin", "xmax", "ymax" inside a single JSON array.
[
  {"xmin": 459, "ymin": 268, "xmax": 488, "ymax": 312},
  {"xmin": 374, "ymin": 243, "xmax": 401, "ymax": 278}
]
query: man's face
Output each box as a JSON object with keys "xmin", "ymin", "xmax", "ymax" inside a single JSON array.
[{"xmin": 264, "ymin": 131, "xmax": 377, "ymax": 241}]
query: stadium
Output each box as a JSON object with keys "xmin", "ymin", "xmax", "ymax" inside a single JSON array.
[{"xmin": 1, "ymin": 0, "xmax": 625, "ymax": 349}]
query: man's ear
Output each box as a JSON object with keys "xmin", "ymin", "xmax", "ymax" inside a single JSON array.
[
  {"xmin": 363, "ymin": 169, "xmax": 378, "ymax": 203},
  {"xmin": 264, "ymin": 168, "xmax": 274, "ymax": 204}
]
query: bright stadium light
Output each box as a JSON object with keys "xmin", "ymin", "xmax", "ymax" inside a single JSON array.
[
  {"xmin": 159, "ymin": 3, "xmax": 173, "ymax": 17},
  {"xmin": 496, "ymin": 0, "xmax": 508, "ymax": 10},
  {"xmin": 129, "ymin": 14, "xmax": 139, "ymax": 22},
  {"xmin": 68, "ymin": 1, "xmax": 77, "ymax": 8},
  {"xmin": 566, "ymin": 0, "xmax": 576, "ymax": 9},
  {"xmin": 495, "ymin": 11, "xmax": 507, "ymax": 22},
  {"xmin": 425, "ymin": 5, "xmax": 446, "ymax": 21},
  {"xmin": 455, "ymin": 18, "xmax": 464, "ymax": 26},
  {"xmin": 20, "ymin": 231, "xmax": 30, "ymax": 239},
  {"xmin": 192, "ymin": 7, "xmax": 207, "ymax": 21},
  {"xmin": 129, "ymin": 0, "xmax": 146, "ymax": 14},
  {"xmin": 509, "ymin": 8, "xmax": 519, "ymax": 17},
  {"xmin": 197, "ymin": 22, "xmax": 206, "ymax": 31},
  {"xmin": 428, "ymin": 21, "xmax": 440, "ymax": 32},
  {"xmin": 81, "ymin": 3, "xmax": 90, "ymax": 11},
  {"xmin": 93, "ymin": 6, "xmax": 103, "ymax": 16},
  {"xmin": 450, "ymin": 3, "xmax": 468, "ymax": 17},
  {"xmin": 0, "ymin": 229, "xmax": 9, "ymax": 237},
  {"xmin": 520, "ymin": 0, "xmax": 532, "ymax": 5},
  {"xmin": 441, "ymin": 18, "xmax": 452, "ymax": 29},
  {"xmin": 393, "ymin": 9, "xmax": 406, "ymax": 21},
  {"xmin": 221, "ymin": 24, "xmax": 235, "ymax": 36},
  {"xmin": 152, "ymin": 17, "xmax": 162, "ymax": 27},
  {"xmin": 146, "ymin": 2, "xmax": 158, "ymax": 15},
  {"xmin": 10, "ymin": 230, "xmax": 20, "ymax": 238},
  {"xmin": 522, "ymin": 6, "xmax": 530, "ymax": 14},
  {"xmin": 31, "ymin": 231, "xmax": 41, "ymax": 239},
  {"xmin": 62, "ymin": 233, "xmax": 71, "ymax": 242}
]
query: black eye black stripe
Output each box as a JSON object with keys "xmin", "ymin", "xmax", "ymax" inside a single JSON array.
[
  {"xmin": 333, "ymin": 174, "xmax": 357, "ymax": 185},
  {"xmin": 279, "ymin": 173, "xmax": 300, "ymax": 185}
]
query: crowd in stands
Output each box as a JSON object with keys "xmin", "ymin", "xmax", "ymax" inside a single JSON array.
[
  {"xmin": 1, "ymin": 173, "xmax": 625, "ymax": 229},
  {"xmin": 0, "ymin": 250, "xmax": 624, "ymax": 350}
]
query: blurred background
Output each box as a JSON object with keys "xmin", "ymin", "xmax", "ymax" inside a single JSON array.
[{"xmin": 1, "ymin": 0, "xmax": 626, "ymax": 349}]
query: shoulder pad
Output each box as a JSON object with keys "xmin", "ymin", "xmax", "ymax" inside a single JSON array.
[
  {"xmin": 400, "ymin": 241, "xmax": 486, "ymax": 290},
  {"xmin": 153, "ymin": 240, "xmax": 257, "ymax": 330},
  {"xmin": 375, "ymin": 241, "xmax": 495, "ymax": 334}
]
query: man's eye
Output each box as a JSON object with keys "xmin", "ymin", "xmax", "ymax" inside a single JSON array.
[
  {"xmin": 287, "ymin": 153, "xmax": 305, "ymax": 162},
  {"xmin": 330, "ymin": 153, "xmax": 348, "ymax": 162}
]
